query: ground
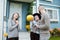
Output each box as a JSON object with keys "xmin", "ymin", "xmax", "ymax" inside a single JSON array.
[
  {"xmin": 19, "ymin": 32, "xmax": 60, "ymax": 40},
  {"xmin": 49, "ymin": 36, "xmax": 60, "ymax": 40}
]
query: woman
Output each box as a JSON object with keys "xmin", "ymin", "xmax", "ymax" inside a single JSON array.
[
  {"xmin": 37, "ymin": 6, "xmax": 50, "ymax": 40},
  {"xmin": 8, "ymin": 12, "xmax": 20, "ymax": 40},
  {"xmin": 30, "ymin": 13, "xmax": 41, "ymax": 40}
]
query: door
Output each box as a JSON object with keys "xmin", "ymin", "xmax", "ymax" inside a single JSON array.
[{"xmin": 9, "ymin": 2, "xmax": 22, "ymax": 30}]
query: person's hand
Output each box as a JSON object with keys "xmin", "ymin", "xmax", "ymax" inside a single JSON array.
[
  {"xmin": 16, "ymin": 20, "xmax": 19, "ymax": 25},
  {"xmin": 34, "ymin": 27, "xmax": 37, "ymax": 30},
  {"xmin": 36, "ymin": 25, "xmax": 39, "ymax": 28}
]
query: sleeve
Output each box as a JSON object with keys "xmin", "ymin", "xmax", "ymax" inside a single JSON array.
[
  {"xmin": 38, "ymin": 14, "xmax": 50, "ymax": 30},
  {"xmin": 30, "ymin": 21, "xmax": 36, "ymax": 29},
  {"xmin": 30, "ymin": 21, "xmax": 33, "ymax": 29},
  {"xmin": 18, "ymin": 25, "xmax": 20, "ymax": 32},
  {"xmin": 8, "ymin": 20, "xmax": 18, "ymax": 31}
]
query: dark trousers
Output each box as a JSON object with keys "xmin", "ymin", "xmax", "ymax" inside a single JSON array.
[
  {"xmin": 6, "ymin": 36, "xmax": 8, "ymax": 40},
  {"xmin": 30, "ymin": 32, "xmax": 40, "ymax": 40},
  {"xmin": 8, "ymin": 37, "xmax": 18, "ymax": 40}
]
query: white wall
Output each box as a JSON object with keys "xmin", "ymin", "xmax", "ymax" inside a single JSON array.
[
  {"xmin": 0, "ymin": 0, "xmax": 7, "ymax": 40},
  {"xmin": 0, "ymin": 0, "xmax": 4, "ymax": 40}
]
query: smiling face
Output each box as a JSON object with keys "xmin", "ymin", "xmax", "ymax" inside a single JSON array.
[
  {"xmin": 38, "ymin": 6, "xmax": 45, "ymax": 14},
  {"xmin": 13, "ymin": 13, "xmax": 19, "ymax": 20},
  {"xmin": 34, "ymin": 15, "xmax": 39, "ymax": 21}
]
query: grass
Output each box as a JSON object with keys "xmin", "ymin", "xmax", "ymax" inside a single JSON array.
[{"xmin": 49, "ymin": 36, "xmax": 60, "ymax": 40}]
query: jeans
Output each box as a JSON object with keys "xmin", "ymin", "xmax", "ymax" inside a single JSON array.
[
  {"xmin": 30, "ymin": 32, "xmax": 40, "ymax": 40},
  {"xmin": 8, "ymin": 37, "xmax": 18, "ymax": 40}
]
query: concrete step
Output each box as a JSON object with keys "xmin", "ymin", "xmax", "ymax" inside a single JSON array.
[{"xmin": 19, "ymin": 32, "xmax": 30, "ymax": 40}]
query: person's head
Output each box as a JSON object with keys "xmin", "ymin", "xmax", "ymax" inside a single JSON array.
[
  {"xmin": 12, "ymin": 12, "xmax": 19, "ymax": 20},
  {"xmin": 38, "ymin": 5, "xmax": 45, "ymax": 14},
  {"xmin": 33, "ymin": 13, "xmax": 41, "ymax": 21}
]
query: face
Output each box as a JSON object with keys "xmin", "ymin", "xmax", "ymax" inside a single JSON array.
[
  {"xmin": 38, "ymin": 6, "xmax": 45, "ymax": 14},
  {"xmin": 13, "ymin": 13, "xmax": 19, "ymax": 20},
  {"xmin": 34, "ymin": 15, "xmax": 39, "ymax": 21}
]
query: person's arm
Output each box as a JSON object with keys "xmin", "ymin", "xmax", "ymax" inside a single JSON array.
[
  {"xmin": 37, "ymin": 14, "xmax": 50, "ymax": 30},
  {"xmin": 8, "ymin": 20, "xmax": 18, "ymax": 31},
  {"xmin": 30, "ymin": 21, "xmax": 37, "ymax": 29},
  {"xmin": 16, "ymin": 20, "xmax": 20, "ymax": 32},
  {"xmin": 30, "ymin": 21, "xmax": 33, "ymax": 29},
  {"xmin": 18, "ymin": 25, "xmax": 20, "ymax": 32}
]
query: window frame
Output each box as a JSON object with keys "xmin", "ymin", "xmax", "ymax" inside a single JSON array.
[
  {"xmin": 45, "ymin": 8, "xmax": 59, "ymax": 22},
  {"xmin": 46, "ymin": 0, "xmax": 53, "ymax": 2}
]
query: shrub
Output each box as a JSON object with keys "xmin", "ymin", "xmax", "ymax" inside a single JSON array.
[
  {"xmin": 49, "ymin": 28, "xmax": 60, "ymax": 36},
  {"xmin": 26, "ymin": 25, "xmax": 30, "ymax": 31}
]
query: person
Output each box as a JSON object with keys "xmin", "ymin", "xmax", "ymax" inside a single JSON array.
[
  {"xmin": 8, "ymin": 12, "xmax": 20, "ymax": 40},
  {"xmin": 30, "ymin": 13, "xmax": 41, "ymax": 40},
  {"xmin": 37, "ymin": 6, "xmax": 50, "ymax": 40}
]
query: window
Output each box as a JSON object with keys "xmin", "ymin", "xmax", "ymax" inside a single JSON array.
[
  {"xmin": 45, "ymin": 8, "xmax": 59, "ymax": 22},
  {"xmin": 46, "ymin": 0, "xmax": 53, "ymax": 2}
]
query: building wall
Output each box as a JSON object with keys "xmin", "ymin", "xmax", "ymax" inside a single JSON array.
[
  {"xmin": 48, "ymin": 5, "xmax": 60, "ymax": 29},
  {"xmin": 50, "ymin": 8, "xmax": 60, "ymax": 29},
  {"xmin": 0, "ymin": 0, "xmax": 6, "ymax": 40},
  {"xmin": 39, "ymin": 0, "xmax": 60, "ymax": 6},
  {"xmin": 35, "ymin": 0, "xmax": 60, "ymax": 29}
]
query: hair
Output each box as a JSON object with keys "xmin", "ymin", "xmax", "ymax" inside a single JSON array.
[
  {"xmin": 38, "ymin": 5, "xmax": 45, "ymax": 14},
  {"xmin": 33, "ymin": 13, "xmax": 41, "ymax": 20},
  {"xmin": 38, "ymin": 5, "xmax": 45, "ymax": 9},
  {"xmin": 39, "ymin": 11, "xmax": 41, "ymax": 15},
  {"xmin": 12, "ymin": 12, "xmax": 19, "ymax": 20}
]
